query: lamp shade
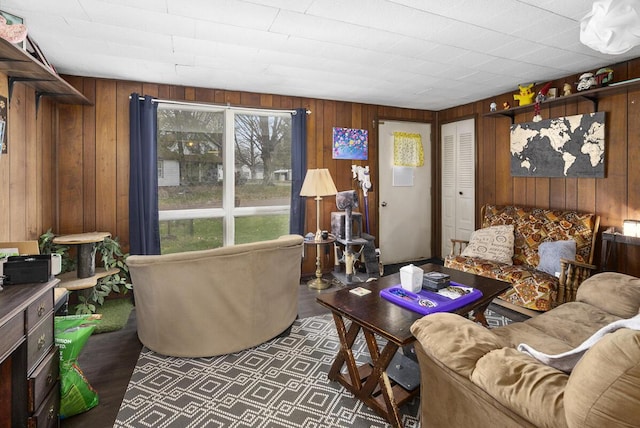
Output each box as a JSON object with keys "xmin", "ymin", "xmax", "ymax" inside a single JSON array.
[
  {"xmin": 580, "ymin": 0, "xmax": 640, "ymax": 54},
  {"xmin": 300, "ymin": 168, "xmax": 337, "ymax": 197}
]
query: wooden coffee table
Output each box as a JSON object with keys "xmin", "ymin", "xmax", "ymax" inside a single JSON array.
[{"xmin": 316, "ymin": 263, "xmax": 510, "ymax": 428}]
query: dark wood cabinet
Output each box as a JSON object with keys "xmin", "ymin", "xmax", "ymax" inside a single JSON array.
[{"xmin": 0, "ymin": 279, "xmax": 59, "ymax": 428}]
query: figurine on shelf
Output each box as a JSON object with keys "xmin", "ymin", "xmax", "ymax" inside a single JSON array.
[
  {"xmin": 577, "ymin": 72, "xmax": 597, "ymax": 91},
  {"xmin": 563, "ymin": 82, "xmax": 572, "ymax": 96},
  {"xmin": 532, "ymin": 82, "xmax": 553, "ymax": 122},
  {"xmin": 595, "ymin": 67, "xmax": 614, "ymax": 86},
  {"xmin": 513, "ymin": 83, "xmax": 536, "ymax": 106},
  {"xmin": 490, "ymin": 102, "xmax": 497, "ymax": 112},
  {"xmin": 503, "ymin": 101, "xmax": 511, "ymax": 110}
]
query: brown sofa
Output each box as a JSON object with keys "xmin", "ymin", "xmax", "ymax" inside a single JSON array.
[
  {"xmin": 410, "ymin": 272, "xmax": 640, "ymax": 428},
  {"xmin": 445, "ymin": 204, "xmax": 599, "ymax": 312},
  {"xmin": 126, "ymin": 234, "xmax": 304, "ymax": 357}
]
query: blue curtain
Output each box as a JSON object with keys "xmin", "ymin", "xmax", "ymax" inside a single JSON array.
[
  {"xmin": 129, "ymin": 93, "xmax": 161, "ymax": 255},
  {"xmin": 289, "ymin": 108, "xmax": 307, "ymax": 235}
]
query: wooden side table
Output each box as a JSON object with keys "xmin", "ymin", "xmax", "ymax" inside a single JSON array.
[{"xmin": 601, "ymin": 227, "xmax": 640, "ymax": 271}]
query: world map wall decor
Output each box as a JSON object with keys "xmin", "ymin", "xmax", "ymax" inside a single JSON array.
[{"xmin": 510, "ymin": 112, "xmax": 605, "ymax": 178}]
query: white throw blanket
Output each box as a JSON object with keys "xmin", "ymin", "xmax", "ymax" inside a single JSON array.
[{"xmin": 517, "ymin": 314, "xmax": 640, "ymax": 373}]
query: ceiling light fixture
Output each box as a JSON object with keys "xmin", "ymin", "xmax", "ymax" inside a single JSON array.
[{"xmin": 580, "ymin": 0, "xmax": 640, "ymax": 54}]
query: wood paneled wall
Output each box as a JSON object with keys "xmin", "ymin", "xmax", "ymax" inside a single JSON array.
[
  {"xmin": 4, "ymin": 59, "xmax": 638, "ymax": 277},
  {"xmin": 0, "ymin": 74, "xmax": 57, "ymax": 242},
  {"xmin": 439, "ymin": 59, "xmax": 640, "ymax": 277},
  {"xmin": 53, "ymin": 77, "xmax": 434, "ymax": 275}
]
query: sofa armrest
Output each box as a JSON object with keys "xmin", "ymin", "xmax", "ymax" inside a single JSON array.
[
  {"xmin": 556, "ymin": 258, "xmax": 597, "ymax": 306},
  {"xmin": 449, "ymin": 239, "xmax": 469, "ymax": 256},
  {"xmin": 576, "ymin": 272, "xmax": 640, "ymax": 318},
  {"xmin": 410, "ymin": 313, "xmax": 504, "ymax": 378}
]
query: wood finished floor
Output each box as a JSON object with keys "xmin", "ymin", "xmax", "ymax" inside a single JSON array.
[{"xmin": 60, "ymin": 281, "xmax": 335, "ymax": 428}]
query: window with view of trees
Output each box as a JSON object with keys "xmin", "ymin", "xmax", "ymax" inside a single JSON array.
[{"xmin": 156, "ymin": 104, "xmax": 292, "ymax": 254}]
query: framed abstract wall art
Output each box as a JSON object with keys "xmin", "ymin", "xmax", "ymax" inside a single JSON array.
[{"xmin": 332, "ymin": 127, "xmax": 368, "ymax": 160}]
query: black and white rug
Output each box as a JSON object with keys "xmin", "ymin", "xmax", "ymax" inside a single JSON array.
[{"xmin": 115, "ymin": 311, "xmax": 512, "ymax": 428}]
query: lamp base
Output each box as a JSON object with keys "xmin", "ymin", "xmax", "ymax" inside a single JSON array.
[{"xmin": 307, "ymin": 276, "xmax": 332, "ymax": 290}]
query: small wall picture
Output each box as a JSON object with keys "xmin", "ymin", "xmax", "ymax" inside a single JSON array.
[{"xmin": 332, "ymin": 127, "xmax": 368, "ymax": 160}]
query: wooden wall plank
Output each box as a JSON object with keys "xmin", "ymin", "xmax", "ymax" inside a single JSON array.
[
  {"xmin": 81, "ymin": 78, "xmax": 97, "ymax": 232},
  {"xmin": 39, "ymin": 99, "xmax": 55, "ymax": 234},
  {"xmin": 7, "ymin": 84, "xmax": 27, "ymax": 239},
  {"xmin": 95, "ymin": 80, "xmax": 118, "ymax": 232},
  {"xmin": 494, "ymin": 117, "xmax": 512, "ymax": 205},
  {"xmin": 57, "ymin": 103, "xmax": 84, "ymax": 233},
  {"xmin": 25, "ymin": 89, "xmax": 38, "ymax": 238}
]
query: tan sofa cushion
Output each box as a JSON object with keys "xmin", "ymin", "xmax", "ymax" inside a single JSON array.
[
  {"xmin": 493, "ymin": 301, "xmax": 622, "ymax": 351},
  {"xmin": 564, "ymin": 329, "xmax": 640, "ymax": 428},
  {"xmin": 410, "ymin": 313, "xmax": 505, "ymax": 378},
  {"xmin": 577, "ymin": 272, "xmax": 640, "ymax": 319},
  {"xmin": 471, "ymin": 348, "xmax": 568, "ymax": 428}
]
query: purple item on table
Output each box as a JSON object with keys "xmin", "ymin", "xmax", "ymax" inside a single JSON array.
[{"xmin": 380, "ymin": 282, "xmax": 483, "ymax": 315}]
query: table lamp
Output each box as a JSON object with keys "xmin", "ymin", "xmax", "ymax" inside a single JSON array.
[{"xmin": 300, "ymin": 168, "xmax": 337, "ymax": 289}]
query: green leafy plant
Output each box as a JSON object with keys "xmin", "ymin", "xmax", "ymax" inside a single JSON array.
[
  {"xmin": 39, "ymin": 230, "xmax": 132, "ymax": 314},
  {"xmin": 39, "ymin": 229, "xmax": 76, "ymax": 273}
]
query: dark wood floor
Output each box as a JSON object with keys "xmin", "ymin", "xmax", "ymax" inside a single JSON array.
[{"xmin": 60, "ymin": 280, "xmax": 336, "ymax": 428}]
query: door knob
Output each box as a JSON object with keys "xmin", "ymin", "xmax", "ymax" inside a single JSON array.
[{"xmin": 381, "ymin": 201, "xmax": 387, "ymax": 207}]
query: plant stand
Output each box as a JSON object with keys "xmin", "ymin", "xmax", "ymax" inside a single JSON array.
[{"xmin": 53, "ymin": 232, "xmax": 118, "ymax": 303}]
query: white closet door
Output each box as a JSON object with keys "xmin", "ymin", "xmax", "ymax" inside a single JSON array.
[
  {"xmin": 441, "ymin": 125, "xmax": 456, "ymax": 257},
  {"xmin": 441, "ymin": 118, "xmax": 475, "ymax": 257}
]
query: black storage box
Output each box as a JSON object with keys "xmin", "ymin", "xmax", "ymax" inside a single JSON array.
[
  {"xmin": 422, "ymin": 271, "xmax": 450, "ymax": 291},
  {"xmin": 3, "ymin": 255, "xmax": 51, "ymax": 284}
]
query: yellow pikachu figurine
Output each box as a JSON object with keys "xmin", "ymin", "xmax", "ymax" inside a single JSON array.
[{"xmin": 513, "ymin": 83, "xmax": 536, "ymax": 106}]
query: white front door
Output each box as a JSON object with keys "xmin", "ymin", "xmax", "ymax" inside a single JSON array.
[{"xmin": 378, "ymin": 120, "xmax": 432, "ymax": 264}]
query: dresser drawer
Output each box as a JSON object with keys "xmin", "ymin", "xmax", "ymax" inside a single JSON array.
[
  {"xmin": 28, "ymin": 384, "xmax": 59, "ymax": 428},
  {"xmin": 28, "ymin": 347, "xmax": 59, "ymax": 413},
  {"xmin": 0, "ymin": 313, "xmax": 24, "ymax": 360},
  {"xmin": 26, "ymin": 292, "xmax": 54, "ymax": 331},
  {"xmin": 27, "ymin": 315, "xmax": 54, "ymax": 374}
]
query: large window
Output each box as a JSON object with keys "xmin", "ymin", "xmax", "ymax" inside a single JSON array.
[{"xmin": 157, "ymin": 104, "xmax": 292, "ymax": 254}]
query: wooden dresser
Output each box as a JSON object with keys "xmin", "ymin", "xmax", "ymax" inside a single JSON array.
[{"xmin": 0, "ymin": 279, "xmax": 59, "ymax": 428}]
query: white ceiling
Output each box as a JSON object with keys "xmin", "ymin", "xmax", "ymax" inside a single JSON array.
[{"xmin": 2, "ymin": 0, "xmax": 640, "ymax": 110}]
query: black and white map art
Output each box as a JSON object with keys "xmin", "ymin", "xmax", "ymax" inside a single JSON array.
[{"xmin": 510, "ymin": 112, "xmax": 605, "ymax": 178}]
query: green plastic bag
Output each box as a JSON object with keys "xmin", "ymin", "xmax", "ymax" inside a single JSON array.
[{"xmin": 55, "ymin": 314, "xmax": 101, "ymax": 419}]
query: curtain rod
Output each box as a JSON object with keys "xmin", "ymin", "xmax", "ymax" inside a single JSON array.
[{"xmin": 129, "ymin": 95, "xmax": 311, "ymax": 115}]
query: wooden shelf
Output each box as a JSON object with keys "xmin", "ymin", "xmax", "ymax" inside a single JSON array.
[
  {"xmin": 56, "ymin": 268, "xmax": 119, "ymax": 291},
  {"xmin": 484, "ymin": 78, "xmax": 640, "ymax": 122},
  {"xmin": 0, "ymin": 37, "xmax": 91, "ymax": 106}
]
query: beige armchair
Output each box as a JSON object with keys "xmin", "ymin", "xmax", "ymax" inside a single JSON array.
[{"xmin": 126, "ymin": 234, "xmax": 304, "ymax": 357}]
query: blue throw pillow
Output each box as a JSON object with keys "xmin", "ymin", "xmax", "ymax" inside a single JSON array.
[{"xmin": 537, "ymin": 240, "xmax": 577, "ymax": 276}]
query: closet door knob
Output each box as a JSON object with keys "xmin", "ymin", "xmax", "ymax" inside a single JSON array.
[{"xmin": 381, "ymin": 201, "xmax": 387, "ymax": 207}]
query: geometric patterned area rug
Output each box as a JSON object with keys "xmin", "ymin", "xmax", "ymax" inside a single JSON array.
[{"xmin": 115, "ymin": 310, "xmax": 512, "ymax": 428}]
